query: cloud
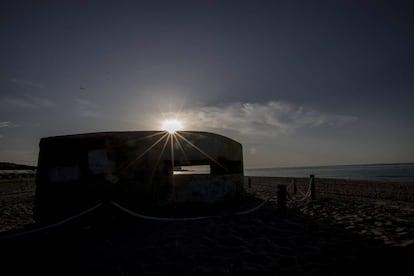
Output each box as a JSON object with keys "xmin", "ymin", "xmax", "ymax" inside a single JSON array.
[
  {"xmin": 0, "ymin": 122, "xmax": 17, "ymax": 140},
  {"xmin": 75, "ymin": 98, "xmax": 100, "ymax": 117},
  {"xmin": 9, "ymin": 78, "xmax": 44, "ymax": 89},
  {"xmin": 171, "ymin": 101, "xmax": 356, "ymax": 136},
  {"xmin": 0, "ymin": 121, "xmax": 18, "ymax": 128},
  {"xmin": 2, "ymin": 94, "xmax": 55, "ymax": 109}
]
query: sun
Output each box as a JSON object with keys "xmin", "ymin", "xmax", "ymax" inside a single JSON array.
[{"xmin": 161, "ymin": 119, "xmax": 183, "ymax": 134}]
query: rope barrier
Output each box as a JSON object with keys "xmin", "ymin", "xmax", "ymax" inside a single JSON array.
[
  {"xmin": 0, "ymin": 203, "xmax": 103, "ymax": 240},
  {"xmin": 289, "ymin": 187, "xmax": 311, "ymax": 202},
  {"xmin": 235, "ymin": 198, "xmax": 269, "ymax": 215},
  {"xmin": 110, "ymin": 201, "xmax": 213, "ymax": 221},
  {"xmin": 287, "ymin": 190, "xmax": 307, "ymax": 202},
  {"xmin": 0, "ymin": 190, "xmax": 35, "ymax": 196},
  {"xmin": 297, "ymin": 189, "xmax": 307, "ymax": 197},
  {"xmin": 0, "ymin": 197, "xmax": 270, "ymax": 240},
  {"xmin": 110, "ymin": 198, "xmax": 269, "ymax": 222},
  {"xmin": 287, "ymin": 182, "xmax": 312, "ymax": 202},
  {"xmin": 248, "ymin": 181, "xmax": 311, "ymax": 203}
]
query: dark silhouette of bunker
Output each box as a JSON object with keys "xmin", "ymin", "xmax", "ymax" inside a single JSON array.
[{"xmin": 34, "ymin": 131, "xmax": 244, "ymax": 222}]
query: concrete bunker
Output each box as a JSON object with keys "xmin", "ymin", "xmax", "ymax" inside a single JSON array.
[{"xmin": 34, "ymin": 131, "xmax": 244, "ymax": 222}]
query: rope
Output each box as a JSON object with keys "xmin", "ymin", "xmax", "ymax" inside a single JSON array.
[
  {"xmin": 286, "ymin": 180, "xmax": 312, "ymax": 202},
  {"xmin": 110, "ymin": 201, "xmax": 213, "ymax": 221},
  {"xmin": 110, "ymin": 198, "xmax": 269, "ymax": 222},
  {"xmin": 0, "ymin": 203, "xmax": 103, "ymax": 240},
  {"xmin": 0, "ymin": 190, "xmax": 35, "ymax": 196},
  {"xmin": 0, "ymin": 197, "xmax": 269, "ymax": 240},
  {"xmin": 287, "ymin": 190, "xmax": 307, "ymax": 202},
  {"xmin": 298, "ymin": 189, "xmax": 307, "ymax": 197},
  {"xmin": 235, "ymin": 198, "xmax": 269, "ymax": 215}
]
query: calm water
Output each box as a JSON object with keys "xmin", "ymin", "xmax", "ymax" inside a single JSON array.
[{"xmin": 245, "ymin": 163, "xmax": 414, "ymax": 182}]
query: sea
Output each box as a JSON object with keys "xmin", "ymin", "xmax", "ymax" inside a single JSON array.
[
  {"xmin": 245, "ymin": 163, "xmax": 414, "ymax": 182},
  {"xmin": 1, "ymin": 164, "xmax": 414, "ymax": 182}
]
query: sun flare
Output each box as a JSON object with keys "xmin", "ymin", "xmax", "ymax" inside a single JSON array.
[{"xmin": 161, "ymin": 119, "xmax": 183, "ymax": 134}]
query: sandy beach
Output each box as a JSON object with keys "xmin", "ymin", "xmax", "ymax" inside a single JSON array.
[
  {"xmin": 247, "ymin": 176, "xmax": 414, "ymax": 247},
  {"xmin": 1, "ymin": 175, "xmax": 413, "ymax": 275}
]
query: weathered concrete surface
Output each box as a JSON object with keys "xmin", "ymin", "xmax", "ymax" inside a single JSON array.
[
  {"xmin": 173, "ymin": 174, "xmax": 244, "ymax": 203},
  {"xmin": 34, "ymin": 131, "xmax": 244, "ymax": 222}
]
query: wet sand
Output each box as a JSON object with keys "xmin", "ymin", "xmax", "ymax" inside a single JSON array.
[{"xmin": 0, "ymin": 176, "xmax": 413, "ymax": 275}]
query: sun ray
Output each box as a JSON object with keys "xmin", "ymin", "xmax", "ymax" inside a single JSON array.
[
  {"xmin": 175, "ymin": 132, "xmax": 228, "ymax": 172},
  {"xmin": 147, "ymin": 134, "xmax": 171, "ymax": 201},
  {"xmin": 119, "ymin": 132, "xmax": 169, "ymax": 171},
  {"xmin": 170, "ymin": 133, "xmax": 175, "ymax": 197},
  {"xmin": 150, "ymin": 134, "xmax": 171, "ymax": 177},
  {"xmin": 112, "ymin": 131, "xmax": 166, "ymax": 149},
  {"xmin": 173, "ymin": 134, "xmax": 190, "ymax": 166}
]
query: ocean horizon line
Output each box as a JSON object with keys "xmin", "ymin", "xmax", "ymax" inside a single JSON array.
[
  {"xmin": 245, "ymin": 162, "xmax": 414, "ymax": 171},
  {"xmin": 245, "ymin": 163, "xmax": 414, "ymax": 182}
]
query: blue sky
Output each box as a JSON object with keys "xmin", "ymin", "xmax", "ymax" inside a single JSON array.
[{"xmin": 1, "ymin": 0, "xmax": 413, "ymax": 168}]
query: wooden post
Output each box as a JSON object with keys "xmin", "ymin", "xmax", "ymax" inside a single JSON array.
[
  {"xmin": 277, "ymin": 185, "xmax": 287, "ymax": 214},
  {"xmin": 310, "ymin": 174, "xmax": 316, "ymax": 200}
]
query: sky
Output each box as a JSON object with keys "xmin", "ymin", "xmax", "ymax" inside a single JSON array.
[{"xmin": 1, "ymin": 0, "xmax": 413, "ymax": 168}]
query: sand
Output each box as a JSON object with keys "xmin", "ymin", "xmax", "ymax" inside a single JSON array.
[
  {"xmin": 247, "ymin": 176, "xmax": 414, "ymax": 247},
  {"xmin": 0, "ymin": 176, "xmax": 413, "ymax": 275},
  {"xmin": 0, "ymin": 177, "xmax": 35, "ymax": 232}
]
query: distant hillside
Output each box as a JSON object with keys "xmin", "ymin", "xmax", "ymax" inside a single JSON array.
[{"xmin": 0, "ymin": 162, "xmax": 36, "ymax": 170}]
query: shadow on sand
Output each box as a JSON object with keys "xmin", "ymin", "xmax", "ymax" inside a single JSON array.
[{"xmin": 1, "ymin": 200, "xmax": 412, "ymax": 276}]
